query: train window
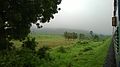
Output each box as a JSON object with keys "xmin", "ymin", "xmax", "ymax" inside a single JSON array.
[{"xmin": 112, "ymin": 16, "xmax": 117, "ymax": 27}]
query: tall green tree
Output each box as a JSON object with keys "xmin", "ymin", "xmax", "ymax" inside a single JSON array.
[{"xmin": 0, "ymin": 0, "xmax": 62, "ymax": 50}]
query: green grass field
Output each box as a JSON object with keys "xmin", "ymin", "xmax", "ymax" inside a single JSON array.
[
  {"xmin": 12, "ymin": 34, "xmax": 111, "ymax": 67},
  {"xmin": 35, "ymin": 34, "xmax": 78, "ymax": 49},
  {"xmin": 48, "ymin": 36, "xmax": 110, "ymax": 67}
]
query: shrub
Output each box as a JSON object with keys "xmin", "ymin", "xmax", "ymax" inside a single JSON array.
[
  {"xmin": 93, "ymin": 35, "xmax": 99, "ymax": 42},
  {"xmin": 57, "ymin": 46, "xmax": 66, "ymax": 53},
  {"xmin": 76, "ymin": 41, "xmax": 88, "ymax": 44},
  {"xmin": 37, "ymin": 46, "xmax": 51, "ymax": 60},
  {"xmin": 0, "ymin": 49, "xmax": 41, "ymax": 67},
  {"xmin": 83, "ymin": 47, "xmax": 93, "ymax": 52},
  {"xmin": 22, "ymin": 37, "xmax": 37, "ymax": 51}
]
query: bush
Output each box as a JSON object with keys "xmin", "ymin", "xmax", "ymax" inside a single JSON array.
[
  {"xmin": 93, "ymin": 35, "xmax": 99, "ymax": 42},
  {"xmin": 57, "ymin": 46, "xmax": 66, "ymax": 53},
  {"xmin": 83, "ymin": 47, "xmax": 93, "ymax": 52},
  {"xmin": 0, "ymin": 49, "xmax": 41, "ymax": 67},
  {"xmin": 22, "ymin": 37, "xmax": 37, "ymax": 50},
  {"xmin": 37, "ymin": 46, "xmax": 51, "ymax": 60}
]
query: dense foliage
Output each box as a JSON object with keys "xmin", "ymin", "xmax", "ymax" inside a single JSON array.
[
  {"xmin": 22, "ymin": 37, "xmax": 37, "ymax": 50},
  {"xmin": 0, "ymin": 0, "xmax": 62, "ymax": 50},
  {"xmin": 0, "ymin": 34, "xmax": 110, "ymax": 67},
  {"xmin": 0, "ymin": 48, "xmax": 51, "ymax": 67}
]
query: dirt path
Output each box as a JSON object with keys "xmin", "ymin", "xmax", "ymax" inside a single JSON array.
[{"xmin": 103, "ymin": 40, "xmax": 116, "ymax": 67}]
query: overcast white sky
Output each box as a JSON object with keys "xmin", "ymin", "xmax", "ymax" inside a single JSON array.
[{"xmin": 40, "ymin": 0, "xmax": 113, "ymax": 35}]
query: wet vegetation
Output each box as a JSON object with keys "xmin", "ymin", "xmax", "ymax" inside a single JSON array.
[
  {"xmin": 0, "ymin": 0, "xmax": 111, "ymax": 67},
  {"xmin": 0, "ymin": 33, "xmax": 111, "ymax": 67}
]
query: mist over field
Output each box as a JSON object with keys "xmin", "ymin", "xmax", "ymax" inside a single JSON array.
[
  {"xmin": 32, "ymin": 0, "xmax": 113, "ymax": 35},
  {"xmin": 0, "ymin": 0, "xmax": 115, "ymax": 67}
]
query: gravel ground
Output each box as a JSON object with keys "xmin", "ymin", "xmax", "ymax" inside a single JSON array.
[{"xmin": 103, "ymin": 40, "xmax": 116, "ymax": 67}]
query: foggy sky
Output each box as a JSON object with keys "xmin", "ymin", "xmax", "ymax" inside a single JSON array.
[{"xmin": 40, "ymin": 0, "xmax": 113, "ymax": 35}]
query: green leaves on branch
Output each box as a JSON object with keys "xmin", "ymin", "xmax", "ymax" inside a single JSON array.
[
  {"xmin": 0, "ymin": 0, "xmax": 62, "ymax": 40},
  {"xmin": 0, "ymin": 0, "xmax": 62, "ymax": 50}
]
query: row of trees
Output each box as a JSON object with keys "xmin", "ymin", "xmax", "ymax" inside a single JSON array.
[
  {"xmin": 64, "ymin": 32, "xmax": 78, "ymax": 40},
  {"xmin": 64, "ymin": 31, "xmax": 100, "ymax": 41}
]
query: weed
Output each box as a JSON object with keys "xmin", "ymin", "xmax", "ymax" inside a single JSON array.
[
  {"xmin": 83, "ymin": 47, "xmax": 93, "ymax": 52},
  {"xmin": 57, "ymin": 46, "xmax": 66, "ymax": 53}
]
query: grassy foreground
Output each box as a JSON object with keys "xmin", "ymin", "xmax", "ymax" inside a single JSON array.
[
  {"xmin": 10, "ymin": 34, "xmax": 111, "ymax": 67},
  {"xmin": 48, "ymin": 38, "xmax": 111, "ymax": 67}
]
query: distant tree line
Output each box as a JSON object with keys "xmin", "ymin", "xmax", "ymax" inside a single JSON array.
[
  {"xmin": 64, "ymin": 32, "xmax": 78, "ymax": 40},
  {"xmin": 64, "ymin": 31, "xmax": 100, "ymax": 41}
]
